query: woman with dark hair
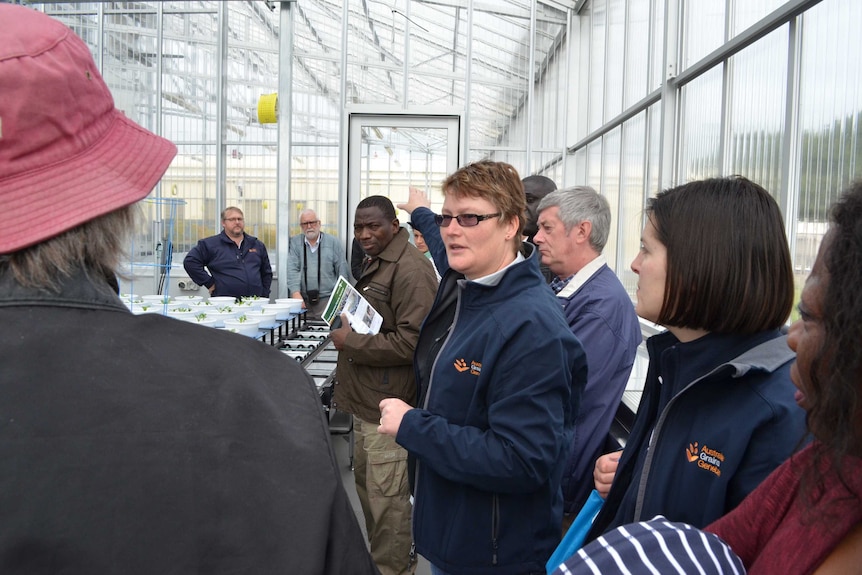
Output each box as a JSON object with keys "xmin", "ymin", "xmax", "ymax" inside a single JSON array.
[
  {"xmin": 586, "ymin": 176, "xmax": 807, "ymax": 542},
  {"xmin": 551, "ymin": 181, "xmax": 862, "ymax": 575}
]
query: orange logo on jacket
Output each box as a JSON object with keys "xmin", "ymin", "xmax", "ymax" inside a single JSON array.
[
  {"xmin": 686, "ymin": 442, "xmax": 699, "ymax": 462},
  {"xmin": 685, "ymin": 441, "xmax": 725, "ymax": 477},
  {"xmin": 453, "ymin": 359, "xmax": 482, "ymax": 376}
]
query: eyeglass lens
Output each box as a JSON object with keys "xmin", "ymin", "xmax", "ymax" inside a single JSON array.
[{"xmin": 434, "ymin": 213, "xmax": 499, "ymax": 227}]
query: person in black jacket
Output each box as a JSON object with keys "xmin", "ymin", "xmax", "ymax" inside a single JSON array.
[{"xmin": 0, "ymin": 6, "xmax": 378, "ymax": 574}]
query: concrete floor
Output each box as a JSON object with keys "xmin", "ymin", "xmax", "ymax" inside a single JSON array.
[{"xmin": 330, "ymin": 421, "xmax": 432, "ymax": 575}]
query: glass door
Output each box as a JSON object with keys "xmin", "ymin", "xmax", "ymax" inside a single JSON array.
[{"xmin": 346, "ymin": 114, "xmax": 461, "ymax": 233}]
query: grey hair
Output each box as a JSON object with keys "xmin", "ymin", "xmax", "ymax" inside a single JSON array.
[
  {"xmin": 1, "ymin": 205, "xmax": 136, "ymax": 291},
  {"xmin": 299, "ymin": 208, "xmax": 318, "ymax": 220},
  {"xmin": 537, "ymin": 185, "xmax": 611, "ymax": 253}
]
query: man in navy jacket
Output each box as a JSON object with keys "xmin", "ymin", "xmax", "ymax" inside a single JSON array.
[
  {"xmin": 533, "ymin": 187, "xmax": 641, "ymax": 520},
  {"xmin": 184, "ymin": 206, "xmax": 273, "ymax": 299}
]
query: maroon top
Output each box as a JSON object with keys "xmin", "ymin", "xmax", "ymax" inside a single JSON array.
[{"xmin": 706, "ymin": 442, "xmax": 862, "ymax": 574}]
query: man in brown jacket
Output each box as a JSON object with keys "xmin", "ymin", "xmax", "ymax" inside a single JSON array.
[{"xmin": 331, "ymin": 195, "xmax": 437, "ymax": 575}]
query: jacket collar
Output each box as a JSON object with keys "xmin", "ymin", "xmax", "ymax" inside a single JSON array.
[
  {"xmin": 370, "ymin": 227, "xmax": 410, "ymax": 264},
  {"xmin": 219, "ymin": 230, "xmax": 255, "ymax": 245},
  {"xmin": 0, "ymin": 267, "xmax": 127, "ymax": 311},
  {"xmin": 725, "ymin": 333, "xmax": 794, "ymax": 376},
  {"xmin": 556, "ymin": 254, "xmax": 607, "ymax": 298},
  {"xmin": 648, "ymin": 328, "xmax": 792, "ymax": 378},
  {"xmin": 453, "ymin": 242, "xmax": 545, "ymax": 305}
]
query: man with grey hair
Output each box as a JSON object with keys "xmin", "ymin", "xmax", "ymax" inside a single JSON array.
[
  {"xmin": 533, "ymin": 186, "xmax": 641, "ymax": 526},
  {"xmin": 286, "ymin": 208, "xmax": 350, "ymax": 318}
]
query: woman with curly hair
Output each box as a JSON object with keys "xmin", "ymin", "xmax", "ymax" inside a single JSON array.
[{"xmin": 705, "ymin": 181, "xmax": 862, "ymax": 573}]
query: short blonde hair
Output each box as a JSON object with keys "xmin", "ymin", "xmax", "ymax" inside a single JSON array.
[{"xmin": 441, "ymin": 160, "xmax": 525, "ymax": 249}]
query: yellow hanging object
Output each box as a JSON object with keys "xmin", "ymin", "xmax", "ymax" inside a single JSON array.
[{"xmin": 257, "ymin": 93, "xmax": 278, "ymax": 124}]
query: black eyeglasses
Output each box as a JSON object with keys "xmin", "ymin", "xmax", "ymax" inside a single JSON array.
[{"xmin": 435, "ymin": 213, "xmax": 501, "ymax": 228}]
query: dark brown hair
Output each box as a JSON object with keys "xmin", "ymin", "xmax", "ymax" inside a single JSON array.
[{"xmin": 648, "ymin": 176, "xmax": 793, "ymax": 333}]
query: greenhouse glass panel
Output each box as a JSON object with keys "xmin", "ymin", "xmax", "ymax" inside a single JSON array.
[
  {"xmin": 726, "ymin": 27, "xmax": 788, "ymax": 195},
  {"xmin": 159, "ymin": 12, "xmax": 219, "ymax": 145},
  {"xmin": 587, "ymin": 0, "xmax": 607, "ymax": 133},
  {"xmin": 407, "ymin": 2, "xmax": 466, "ymax": 108},
  {"xmin": 568, "ymin": 147, "xmax": 588, "ymax": 186},
  {"xmin": 682, "ymin": 1, "xmax": 725, "ymax": 71},
  {"xmin": 646, "ymin": 102, "xmax": 661, "ymax": 199},
  {"xmin": 604, "ymin": 0, "xmax": 625, "ymax": 121},
  {"xmin": 678, "ymin": 66, "xmax": 723, "ymax": 181},
  {"xmin": 168, "ymin": 143, "xmax": 219, "ymax": 252},
  {"xmin": 601, "ymin": 126, "xmax": 622, "ymax": 271},
  {"xmin": 289, "ymin": 144, "xmax": 341, "ymax": 236},
  {"xmin": 619, "ymin": 113, "xmax": 647, "ymax": 293},
  {"xmin": 649, "ymin": 0, "xmax": 665, "ymax": 92},
  {"xmin": 730, "ymin": 0, "xmax": 788, "ymax": 37},
  {"xmin": 468, "ymin": 3, "xmax": 531, "ymax": 152},
  {"xmin": 794, "ymin": 0, "xmax": 862, "ymax": 282},
  {"xmin": 624, "ymin": 0, "xmax": 651, "ymax": 109},
  {"xmin": 587, "ymin": 139, "xmax": 603, "ymax": 191}
]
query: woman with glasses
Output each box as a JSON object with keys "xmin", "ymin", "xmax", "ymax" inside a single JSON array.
[{"xmin": 378, "ymin": 160, "xmax": 588, "ymax": 575}]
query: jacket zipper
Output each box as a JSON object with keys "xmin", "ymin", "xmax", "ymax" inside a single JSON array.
[
  {"xmin": 633, "ymin": 362, "xmax": 735, "ymax": 520},
  {"xmin": 413, "ymin": 282, "xmax": 462, "ymax": 561},
  {"xmin": 491, "ymin": 493, "xmax": 499, "ymax": 565},
  {"xmin": 362, "ymin": 285, "xmax": 388, "ymax": 297}
]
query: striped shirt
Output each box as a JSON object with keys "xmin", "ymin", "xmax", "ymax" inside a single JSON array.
[{"xmin": 552, "ymin": 516, "xmax": 746, "ymax": 575}]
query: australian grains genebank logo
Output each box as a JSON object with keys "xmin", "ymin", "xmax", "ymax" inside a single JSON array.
[
  {"xmin": 685, "ymin": 441, "xmax": 725, "ymax": 477},
  {"xmin": 453, "ymin": 358, "xmax": 482, "ymax": 376}
]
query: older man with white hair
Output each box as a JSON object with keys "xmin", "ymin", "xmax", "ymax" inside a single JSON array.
[{"xmin": 286, "ymin": 208, "xmax": 350, "ymax": 318}]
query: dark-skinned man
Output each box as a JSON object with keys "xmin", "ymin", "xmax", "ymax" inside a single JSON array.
[{"xmin": 330, "ymin": 195, "xmax": 437, "ymax": 575}]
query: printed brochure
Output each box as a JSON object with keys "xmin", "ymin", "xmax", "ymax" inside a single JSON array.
[{"xmin": 322, "ymin": 275, "xmax": 383, "ymax": 335}]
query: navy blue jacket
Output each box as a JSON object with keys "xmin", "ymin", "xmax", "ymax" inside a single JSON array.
[
  {"xmin": 556, "ymin": 260, "xmax": 641, "ymax": 515},
  {"xmin": 183, "ymin": 231, "xmax": 272, "ymax": 298},
  {"xmin": 396, "ymin": 245, "xmax": 588, "ymax": 575},
  {"xmin": 408, "ymin": 207, "xmax": 448, "ymax": 276},
  {"xmin": 586, "ymin": 329, "xmax": 808, "ymax": 542},
  {"xmin": 410, "ymin": 206, "xmax": 641, "ymax": 516}
]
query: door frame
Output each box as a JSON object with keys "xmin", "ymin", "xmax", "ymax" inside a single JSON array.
[{"xmin": 340, "ymin": 106, "xmax": 464, "ymax": 253}]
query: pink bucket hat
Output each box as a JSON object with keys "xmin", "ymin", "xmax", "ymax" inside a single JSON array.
[{"xmin": 0, "ymin": 4, "xmax": 177, "ymax": 254}]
